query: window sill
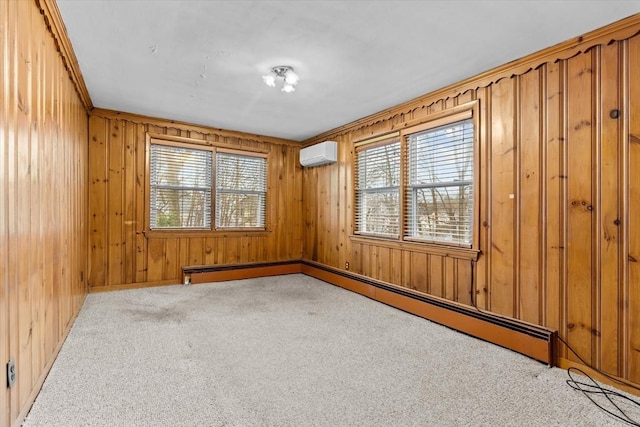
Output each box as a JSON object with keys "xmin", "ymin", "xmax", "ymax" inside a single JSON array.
[
  {"xmin": 143, "ymin": 229, "xmax": 270, "ymax": 238},
  {"xmin": 349, "ymin": 234, "xmax": 480, "ymax": 260}
]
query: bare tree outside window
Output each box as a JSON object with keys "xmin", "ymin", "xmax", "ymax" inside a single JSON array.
[
  {"xmin": 150, "ymin": 144, "xmax": 212, "ymax": 229},
  {"xmin": 406, "ymin": 119, "xmax": 474, "ymax": 245},
  {"xmin": 216, "ymin": 152, "xmax": 266, "ymax": 228},
  {"xmin": 355, "ymin": 141, "xmax": 400, "ymax": 237}
]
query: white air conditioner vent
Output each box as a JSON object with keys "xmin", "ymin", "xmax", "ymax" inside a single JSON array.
[{"xmin": 300, "ymin": 141, "xmax": 337, "ymax": 167}]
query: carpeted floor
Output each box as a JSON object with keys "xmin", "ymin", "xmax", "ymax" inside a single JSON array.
[{"xmin": 23, "ymin": 274, "xmax": 638, "ymax": 426}]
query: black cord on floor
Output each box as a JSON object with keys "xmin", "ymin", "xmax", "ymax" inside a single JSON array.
[
  {"xmin": 566, "ymin": 367, "xmax": 640, "ymax": 426},
  {"xmin": 467, "ymin": 260, "xmax": 640, "ymax": 424}
]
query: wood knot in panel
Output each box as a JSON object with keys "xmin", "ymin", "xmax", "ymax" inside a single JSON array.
[{"xmin": 570, "ymin": 199, "xmax": 593, "ymax": 212}]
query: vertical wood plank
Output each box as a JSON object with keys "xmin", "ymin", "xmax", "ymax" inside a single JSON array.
[
  {"xmin": 475, "ymin": 87, "xmax": 489, "ymax": 310},
  {"xmin": 189, "ymin": 238, "xmax": 204, "ymax": 266},
  {"xmin": 519, "ymin": 69, "xmax": 542, "ymax": 324},
  {"xmin": 107, "ymin": 119, "xmax": 123, "ymax": 285},
  {"xmin": 390, "ymin": 248, "xmax": 402, "ymax": 286},
  {"xmin": 411, "ymin": 252, "xmax": 427, "ymax": 293},
  {"xmin": 123, "ymin": 121, "xmax": 137, "ymax": 284},
  {"xmin": 88, "ymin": 115, "xmax": 107, "ymax": 287},
  {"xmin": 204, "ymin": 237, "xmax": 216, "ymax": 265},
  {"xmin": 164, "ymin": 238, "xmax": 179, "ymax": 280},
  {"xmin": 361, "ymin": 243, "xmax": 370, "ymax": 277},
  {"xmin": 566, "ymin": 51, "xmax": 595, "ymax": 364},
  {"xmin": 378, "ymin": 246, "xmax": 390, "ymax": 283},
  {"xmin": 457, "ymin": 260, "xmax": 472, "ymax": 305},
  {"xmin": 599, "ymin": 41, "xmax": 621, "ymax": 376},
  {"xmin": 351, "ymin": 241, "xmax": 361, "ymax": 275},
  {"xmin": 627, "ymin": 35, "xmax": 640, "ymax": 385},
  {"xmin": 146, "ymin": 239, "xmax": 165, "ymax": 282},
  {"xmin": 16, "ymin": 0, "xmax": 34, "ymax": 404},
  {"xmin": 544, "ymin": 61, "xmax": 564, "ymax": 334},
  {"xmin": 444, "ymin": 257, "xmax": 456, "ymax": 301},
  {"xmin": 429, "ymin": 255, "xmax": 443, "ymax": 298},
  {"xmin": 0, "ymin": 0, "xmax": 10, "ymax": 421},
  {"xmin": 401, "ymin": 250, "xmax": 411, "ymax": 290},
  {"xmin": 489, "ymin": 78, "xmax": 516, "ymax": 317},
  {"xmin": 134, "ymin": 123, "xmax": 147, "ymax": 283}
]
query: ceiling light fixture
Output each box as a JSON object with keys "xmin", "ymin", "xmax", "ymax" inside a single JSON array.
[{"xmin": 262, "ymin": 65, "xmax": 299, "ymax": 93}]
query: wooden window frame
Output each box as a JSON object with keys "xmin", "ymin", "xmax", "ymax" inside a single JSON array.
[
  {"xmin": 144, "ymin": 133, "xmax": 270, "ymax": 238},
  {"xmin": 350, "ymin": 101, "xmax": 480, "ymax": 260}
]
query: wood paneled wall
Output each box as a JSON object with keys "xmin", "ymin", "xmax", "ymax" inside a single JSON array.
[
  {"xmin": 302, "ymin": 17, "xmax": 640, "ymax": 388},
  {"xmin": 87, "ymin": 110, "xmax": 303, "ymax": 291},
  {"xmin": 1, "ymin": 1, "xmax": 89, "ymax": 425}
]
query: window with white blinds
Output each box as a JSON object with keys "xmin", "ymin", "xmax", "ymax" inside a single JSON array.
[
  {"xmin": 215, "ymin": 152, "xmax": 267, "ymax": 229},
  {"xmin": 355, "ymin": 140, "xmax": 401, "ymax": 237},
  {"xmin": 405, "ymin": 118, "xmax": 474, "ymax": 245},
  {"xmin": 150, "ymin": 144, "xmax": 212, "ymax": 229}
]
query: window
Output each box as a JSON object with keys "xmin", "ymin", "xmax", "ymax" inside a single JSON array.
[
  {"xmin": 148, "ymin": 138, "xmax": 268, "ymax": 232},
  {"xmin": 215, "ymin": 151, "xmax": 267, "ymax": 228},
  {"xmin": 150, "ymin": 144, "xmax": 212, "ymax": 229},
  {"xmin": 353, "ymin": 105, "xmax": 477, "ymax": 250},
  {"xmin": 355, "ymin": 139, "xmax": 401, "ymax": 237},
  {"xmin": 405, "ymin": 118, "xmax": 474, "ymax": 245}
]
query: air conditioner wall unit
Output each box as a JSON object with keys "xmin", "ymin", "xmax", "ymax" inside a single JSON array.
[{"xmin": 299, "ymin": 141, "xmax": 337, "ymax": 167}]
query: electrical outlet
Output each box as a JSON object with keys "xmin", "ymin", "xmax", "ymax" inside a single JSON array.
[
  {"xmin": 345, "ymin": 261, "xmax": 350, "ymax": 270},
  {"xmin": 7, "ymin": 359, "xmax": 16, "ymax": 388}
]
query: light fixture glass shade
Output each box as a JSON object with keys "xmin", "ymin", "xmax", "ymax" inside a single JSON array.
[
  {"xmin": 284, "ymin": 69, "xmax": 299, "ymax": 85},
  {"xmin": 281, "ymin": 83, "xmax": 295, "ymax": 93},
  {"xmin": 262, "ymin": 74, "xmax": 276, "ymax": 87}
]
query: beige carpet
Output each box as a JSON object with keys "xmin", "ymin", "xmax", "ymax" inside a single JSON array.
[{"xmin": 23, "ymin": 274, "xmax": 638, "ymax": 426}]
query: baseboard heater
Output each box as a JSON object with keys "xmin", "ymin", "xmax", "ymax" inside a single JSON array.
[
  {"xmin": 183, "ymin": 260, "xmax": 302, "ymax": 284},
  {"xmin": 183, "ymin": 260, "xmax": 556, "ymax": 365}
]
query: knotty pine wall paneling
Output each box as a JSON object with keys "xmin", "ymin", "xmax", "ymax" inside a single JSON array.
[
  {"xmin": 1, "ymin": 1, "xmax": 90, "ymax": 425},
  {"xmin": 87, "ymin": 111, "xmax": 303, "ymax": 291},
  {"xmin": 302, "ymin": 16, "xmax": 640, "ymax": 390}
]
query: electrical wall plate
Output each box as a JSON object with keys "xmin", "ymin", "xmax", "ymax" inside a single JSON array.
[{"xmin": 7, "ymin": 358, "xmax": 16, "ymax": 388}]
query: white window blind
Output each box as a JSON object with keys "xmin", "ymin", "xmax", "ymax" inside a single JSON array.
[
  {"xmin": 355, "ymin": 140, "xmax": 401, "ymax": 237},
  {"xmin": 405, "ymin": 118, "xmax": 474, "ymax": 245},
  {"xmin": 215, "ymin": 152, "xmax": 266, "ymax": 228},
  {"xmin": 150, "ymin": 144, "xmax": 212, "ymax": 229}
]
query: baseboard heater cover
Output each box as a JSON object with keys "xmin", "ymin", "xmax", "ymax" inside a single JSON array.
[
  {"xmin": 183, "ymin": 260, "xmax": 302, "ymax": 284},
  {"xmin": 300, "ymin": 260, "xmax": 556, "ymax": 366},
  {"xmin": 183, "ymin": 259, "xmax": 556, "ymax": 365}
]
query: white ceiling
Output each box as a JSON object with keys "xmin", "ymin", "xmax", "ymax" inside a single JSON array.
[{"xmin": 57, "ymin": 1, "xmax": 640, "ymax": 142}]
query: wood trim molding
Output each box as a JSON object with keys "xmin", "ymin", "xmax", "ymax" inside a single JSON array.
[
  {"xmin": 91, "ymin": 108, "xmax": 301, "ymax": 147},
  {"xmin": 349, "ymin": 235, "xmax": 480, "ymax": 261},
  {"xmin": 35, "ymin": 0, "xmax": 93, "ymax": 111},
  {"xmin": 304, "ymin": 13, "xmax": 640, "ymax": 144}
]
